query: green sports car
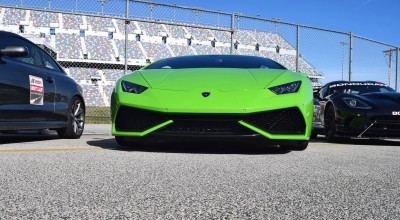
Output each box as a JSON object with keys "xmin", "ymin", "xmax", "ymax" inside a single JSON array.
[{"xmin": 111, "ymin": 55, "xmax": 313, "ymax": 150}]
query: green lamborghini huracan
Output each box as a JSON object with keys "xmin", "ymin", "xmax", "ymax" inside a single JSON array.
[{"xmin": 111, "ymin": 55, "xmax": 313, "ymax": 150}]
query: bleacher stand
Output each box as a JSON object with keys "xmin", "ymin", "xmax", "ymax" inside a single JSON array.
[
  {"xmin": 30, "ymin": 11, "xmax": 58, "ymax": 27},
  {"xmin": 115, "ymin": 39, "xmax": 144, "ymax": 59},
  {"xmin": 56, "ymin": 33, "xmax": 82, "ymax": 59},
  {"xmin": 2, "ymin": 8, "xmax": 26, "ymax": 25},
  {"xmin": 191, "ymin": 44, "xmax": 219, "ymax": 55},
  {"xmin": 169, "ymin": 44, "xmax": 196, "ymax": 56},
  {"xmin": 186, "ymin": 27, "xmax": 213, "ymax": 41},
  {"xmin": 85, "ymin": 35, "xmax": 114, "ymax": 61},
  {"xmin": 211, "ymin": 30, "xmax": 231, "ymax": 43},
  {"xmin": 141, "ymin": 41, "xmax": 172, "ymax": 61},
  {"xmin": 164, "ymin": 24, "xmax": 187, "ymax": 39},
  {"xmin": 69, "ymin": 67, "xmax": 98, "ymax": 82},
  {"xmin": 103, "ymin": 69, "xmax": 124, "ymax": 81},
  {"xmin": 137, "ymin": 21, "xmax": 165, "ymax": 36},
  {"xmin": 87, "ymin": 16, "xmax": 114, "ymax": 32},
  {"xmin": 235, "ymin": 30, "xmax": 255, "ymax": 45},
  {"xmin": 62, "ymin": 14, "xmax": 83, "ymax": 30},
  {"xmin": 82, "ymin": 84, "xmax": 105, "ymax": 106}
]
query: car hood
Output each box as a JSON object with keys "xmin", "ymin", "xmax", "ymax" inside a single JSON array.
[
  {"xmin": 136, "ymin": 68, "xmax": 289, "ymax": 91},
  {"xmin": 357, "ymin": 92, "xmax": 400, "ymax": 103}
]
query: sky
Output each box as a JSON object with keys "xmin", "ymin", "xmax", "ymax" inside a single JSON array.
[{"xmin": 153, "ymin": 0, "xmax": 399, "ymax": 46}]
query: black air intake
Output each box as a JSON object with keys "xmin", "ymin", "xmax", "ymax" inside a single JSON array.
[{"xmin": 242, "ymin": 107, "xmax": 306, "ymax": 134}]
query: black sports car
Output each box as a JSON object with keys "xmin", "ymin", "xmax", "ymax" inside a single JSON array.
[
  {"xmin": 313, "ymin": 80, "xmax": 400, "ymax": 141},
  {"xmin": 0, "ymin": 31, "xmax": 85, "ymax": 138}
]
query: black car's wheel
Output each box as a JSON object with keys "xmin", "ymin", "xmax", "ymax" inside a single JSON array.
[
  {"xmin": 324, "ymin": 105, "xmax": 338, "ymax": 142},
  {"xmin": 57, "ymin": 96, "xmax": 85, "ymax": 139},
  {"xmin": 280, "ymin": 141, "xmax": 309, "ymax": 151}
]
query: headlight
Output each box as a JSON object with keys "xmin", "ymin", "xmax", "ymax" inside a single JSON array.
[
  {"xmin": 269, "ymin": 81, "xmax": 301, "ymax": 95},
  {"xmin": 121, "ymin": 81, "xmax": 148, "ymax": 94},
  {"xmin": 341, "ymin": 97, "xmax": 371, "ymax": 109}
]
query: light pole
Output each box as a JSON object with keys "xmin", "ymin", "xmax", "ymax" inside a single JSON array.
[
  {"xmin": 272, "ymin": 18, "xmax": 280, "ymax": 33},
  {"xmin": 340, "ymin": 41, "xmax": 349, "ymax": 80},
  {"xmin": 148, "ymin": 3, "xmax": 155, "ymax": 20}
]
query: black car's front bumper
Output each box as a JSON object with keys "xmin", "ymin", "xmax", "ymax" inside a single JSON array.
[{"xmin": 336, "ymin": 109, "xmax": 400, "ymax": 138}]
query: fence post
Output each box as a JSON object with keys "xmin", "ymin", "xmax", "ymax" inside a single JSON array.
[
  {"xmin": 296, "ymin": 24, "xmax": 300, "ymax": 72},
  {"xmin": 230, "ymin": 13, "xmax": 235, "ymax": 55},
  {"xmin": 396, "ymin": 47, "xmax": 399, "ymax": 91},
  {"xmin": 348, "ymin": 32, "xmax": 353, "ymax": 81},
  {"xmin": 124, "ymin": 0, "xmax": 129, "ymax": 74}
]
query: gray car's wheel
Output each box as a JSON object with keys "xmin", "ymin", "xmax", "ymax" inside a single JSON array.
[
  {"xmin": 280, "ymin": 141, "xmax": 309, "ymax": 151},
  {"xmin": 57, "ymin": 96, "xmax": 85, "ymax": 139},
  {"xmin": 324, "ymin": 105, "xmax": 338, "ymax": 142}
]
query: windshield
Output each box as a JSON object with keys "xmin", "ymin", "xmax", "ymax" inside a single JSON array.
[
  {"xmin": 144, "ymin": 55, "xmax": 287, "ymax": 70},
  {"xmin": 328, "ymin": 82, "xmax": 395, "ymax": 95}
]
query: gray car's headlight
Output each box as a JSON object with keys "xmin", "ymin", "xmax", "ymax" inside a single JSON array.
[
  {"xmin": 269, "ymin": 81, "xmax": 301, "ymax": 95},
  {"xmin": 121, "ymin": 81, "xmax": 148, "ymax": 94},
  {"xmin": 341, "ymin": 97, "xmax": 371, "ymax": 109}
]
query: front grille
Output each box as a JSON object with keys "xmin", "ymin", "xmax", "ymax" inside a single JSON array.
[
  {"xmin": 242, "ymin": 107, "xmax": 305, "ymax": 134},
  {"xmin": 158, "ymin": 115, "xmax": 255, "ymax": 135},
  {"xmin": 115, "ymin": 106, "xmax": 168, "ymax": 132}
]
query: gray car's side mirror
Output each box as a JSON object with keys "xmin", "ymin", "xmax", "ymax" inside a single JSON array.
[{"xmin": 0, "ymin": 45, "xmax": 28, "ymax": 57}]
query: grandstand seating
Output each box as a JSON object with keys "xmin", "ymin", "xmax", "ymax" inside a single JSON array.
[
  {"xmin": 103, "ymin": 69, "xmax": 124, "ymax": 81},
  {"xmin": 164, "ymin": 24, "xmax": 186, "ymax": 39},
  {"xmin": 115, "ymin": 39, "xmax": 144, "ymax": 59},
  {"xmin": 186, "ymin": 27, "xmax": 213, "ymax": 41},
  {"xmin": 235, "ymin": 30, "xmax": 255, "ymax": 45},
  {"xmin": 141, "ymin": 42, "xmax": 172, "ymax": 60},
  {"xmin": 169, "ymin": 44, "xmax": 196, "ymax": 56},
  {"xmin": 115, "ymin": 19, "xmax": 136, "ymax": 34},
  {"xmin": 211, "ymin": 30, "xmax": 231, "ymax": 43},
  {"xmin": 56, "ymin": 33, "xmax": 82, "ymax": 59},
  {"xmin": 85, "ymin": 35, "xmax": 114, "ymax": 61},
  {"xmin": 62, "ymin": 14, "xmax": 82, "ymax": 30},
  {"xmin": 69, "ymin": 67, "xmax": 98, "ymax": 82},
  {"xmin": 82, "ymin": 84, "xmax": 105, "ymax": 106},
  {"xmin": 2, "ymin": 8, "xmax": 26, "ymax": 25},
  {"xmin": 237, "ymin": 48, "xmax": 260, "ymax": 57},
  {"xmin": 137, "ymin": 21, "xmax": 165, "ymax": 36},
  {"xmin": 86, "ymin": 16, "xmax": 114, "ymax": 32},
  {"xmin": 191, "ymin": 44, "xmax": 219, "ymax": 55},
  {"xmin": 103, "ymin": 85, "xmax": 114, "ymax": 104},
  {"xmin": 30, "ymin": 11, "xmax": 58, "ymax": 27}
]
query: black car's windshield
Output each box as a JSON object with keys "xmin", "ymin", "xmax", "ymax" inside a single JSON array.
[
  {"xmin": 328, "ymin": 82, "xmax": 395, "ymax": 95},
  {"xmin": 144, "ymin": 55, "xmax": 287, "ymax": 70}
]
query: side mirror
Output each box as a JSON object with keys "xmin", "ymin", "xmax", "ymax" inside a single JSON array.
[{"xmin": 0, "ymin": 45, "xmax": 28, "ymax": 57}]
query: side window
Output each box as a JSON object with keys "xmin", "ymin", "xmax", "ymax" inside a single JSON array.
[
  {"xmin": 36, "ymin": 47, "xmax": 61, "ymax": 72},
  {"xmin": 0, "ymin": 37, "xmax": 41, "ymax": 66}
]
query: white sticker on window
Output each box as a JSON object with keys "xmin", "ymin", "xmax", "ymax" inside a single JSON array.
[{"xmin": 29, "ymin": 75, "xmax": 44, "ymax": 105}]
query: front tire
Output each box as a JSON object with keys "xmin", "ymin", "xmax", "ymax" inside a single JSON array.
[
  {"xmin": 324, "ymin": 105, "xmax": 338, "ymax": 142},
  {"xmin": 57, "ymin": 96, "xmax": 85, "ymax": 139}
]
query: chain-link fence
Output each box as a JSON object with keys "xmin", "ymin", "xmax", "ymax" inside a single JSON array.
[{"xmin": 0, "ymin": 0, "xmax": 399, "ymax": 123}]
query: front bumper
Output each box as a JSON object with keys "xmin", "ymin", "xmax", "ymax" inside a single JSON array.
[
  {"xmin": 112, "ymin": 105, "xmax": 311, "ymax": 141},
  {"xmin": 336, "ymin": 109, "xmax": 400, "ymax": 138}
]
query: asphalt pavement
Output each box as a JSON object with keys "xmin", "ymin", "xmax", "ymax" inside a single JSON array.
[{"xmin": 0, "ymin": 125, "xmax": 399, "ymax": 219}]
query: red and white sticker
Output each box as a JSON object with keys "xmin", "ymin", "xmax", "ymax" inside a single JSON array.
[{"xmin": 29, "ymin": 75, "xmax": 44, "ymax": 105}]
